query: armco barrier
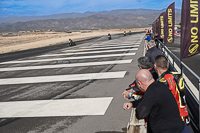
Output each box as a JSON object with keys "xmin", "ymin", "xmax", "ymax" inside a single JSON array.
[{"xmin": 127, "ymin": 37, "xmax": 199, "ymax": 133}]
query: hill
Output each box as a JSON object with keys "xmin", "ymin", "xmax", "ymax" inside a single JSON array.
[{"xmin": 0, "ymin": 9, "xmax": 181, "ymax": 32}]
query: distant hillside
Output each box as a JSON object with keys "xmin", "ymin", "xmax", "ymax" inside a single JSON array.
[
  {"xmin": 0, "ymin": 9, "xmax": 181, "ymax": 25},
  {"xmin": 0, "ymin": 9, "xmax": 181, "ymax": 32}
]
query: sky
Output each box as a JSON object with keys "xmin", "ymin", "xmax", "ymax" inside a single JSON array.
[{"xmin": 0, "ymin": 0, "xmax": 182, "ymax": 18}]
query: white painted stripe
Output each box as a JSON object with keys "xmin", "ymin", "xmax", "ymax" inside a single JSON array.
[
  {"xmin": 93, "ymin": 43, "xmax": 141, "ymax": 46},
  {"xmin": 0, "ymin": 71, "xmax": 126, "ymax": 85},
  {"xmin": 0, "ymin": 97, "xmax": 113, "ymax": 118},
  {"xmin": 63, "ymin": 45, "xmax": 139, "ymax": 52},
  {"xmin": 38, "ymin": 48, "xmax": 138, "ymax": 57},
  {"xmin": 0, "ymin": 53, "xmax": 136, "ymax": 64},
  {"xmin": 80, "ymin": 44, "xmax": 138, "ymax": 48},
  {"xmin": 0, "ymin": 60, "xmax": 132, "ymax": 72}
]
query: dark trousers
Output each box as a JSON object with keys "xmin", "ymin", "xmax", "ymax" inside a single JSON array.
[{"xmin": 181, "ymin": 124, "xmax": 191, "ymax": 133}]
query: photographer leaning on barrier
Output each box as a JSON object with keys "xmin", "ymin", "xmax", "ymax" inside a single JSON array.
[{"xmin": 122, "ymin": 56, "xmax": 158, "ymax": 101}]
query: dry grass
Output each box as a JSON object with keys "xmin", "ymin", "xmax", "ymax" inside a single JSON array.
[{"xmin": 0, "ymin": 27, "xmax": 151, "ymax": 54}]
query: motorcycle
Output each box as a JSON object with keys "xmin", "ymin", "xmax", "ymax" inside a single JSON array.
[
  {"xmin": 124, "ymin": 31, "xmax": 126, "ymax": 36},
  {"xmin": 108, "ymin": 34, "xmax": 111, "ymax": 40},
  {"xmin": 69, "ymin": 39, "xmax": 76, "ymax": 46}
]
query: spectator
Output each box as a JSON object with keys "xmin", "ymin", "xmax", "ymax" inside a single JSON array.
[
  {"xmin": 123, "ymin": 69, "xmax": 190, "ymax": 133},
  {"xmin": 145, "ymin": 34, "xmax": 151, "ymax": 42},
  {"xmin": 154, "ymin": 55, "xmax": 190, "ymax": 124},
  {"xmin": 144, "ymin": 34, "xmax": 151, "ymax": 51},
  {"xmin": 137, "ymin": 56, "xmax": 158, "ymax": 80},
  {"xmin": 145, "ymin": 40, "xmax": 163, "ymax": 68},
  {"xmin": 122, "ymin": 56, "xmax": 158, "ymax": 100},
  {"xmin": 154, "ymin": 33, "xmax": 159, "ymax": 49}
]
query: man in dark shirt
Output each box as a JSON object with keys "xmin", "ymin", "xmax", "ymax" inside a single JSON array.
[
  {"xmin": 123, "ymin": 69, "xmax": 189, "ymax": 133},
  {"xmin": 145, "ymin": 40, "xmax": 163, "ymax": 68},
  {"xmin": 154, "ymin": 33, "xmax": 159, "ymax": 48}
]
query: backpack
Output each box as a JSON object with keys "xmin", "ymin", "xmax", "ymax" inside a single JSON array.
[{"xmin": 170, "ymin": 72, "xmax": 186, "ymax": 106}]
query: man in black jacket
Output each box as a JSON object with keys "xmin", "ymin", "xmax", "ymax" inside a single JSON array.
[{"xmin": 145, "ymin": 40, "xmax": 163, "ymax": 68}]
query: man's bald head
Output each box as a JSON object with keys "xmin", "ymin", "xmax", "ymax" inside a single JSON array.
[
  {"xmin": 135, "ymin": 69, "xmax": 154, "ymax": 92},
  {"xmin": 136, "ymin": 69, "xmax": 153, "ymax": 82}
]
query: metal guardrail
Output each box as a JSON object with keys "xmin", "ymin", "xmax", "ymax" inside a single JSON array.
[
  {"xmin": 127, "ymin": 34, "xmax": 199, "ymax": 132},
  {"xmin": 157, "ymin": 39, "xmax": 200, "ymax": 132},
  {"xmin": 158, "ymin": 40, "xmax": 199, "ymax": 100}
]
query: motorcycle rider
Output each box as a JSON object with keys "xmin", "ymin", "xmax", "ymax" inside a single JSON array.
[
  {"xmin": 108, "ymin": 33, "xmax": 111, "ymax": 40},
  {"xmin": 69, "ymin": 39, "xmax": 76, "ymax": 46},
  {"xmin": 124, "ymin": 31, "xmax": 126, "ymax": 36}
]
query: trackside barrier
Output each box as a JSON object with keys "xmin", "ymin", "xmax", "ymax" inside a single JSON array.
[
  {"xmin": 127, "ymin": 108, "xmax": 146, "ymax": 133},
  {"xmin": 157, "ymin": 39, "xmax": 200, "ymax": 132},
  {"xmin": 126, "ymin": 35, "xmax": 199, "ymax": 132}
]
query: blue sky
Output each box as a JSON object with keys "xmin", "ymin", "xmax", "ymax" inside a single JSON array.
[{"xmin": 0, "ymin": 0, "xmax": 182, "ymax": 18}]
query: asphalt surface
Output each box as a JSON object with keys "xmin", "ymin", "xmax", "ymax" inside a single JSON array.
[
  {"xmin": 0, "ymin": 32, "xmax": 146, "ymax": 133},
  {"xmin": 0, "ymin": 32, "xmax": 198, "ymax": 133}
]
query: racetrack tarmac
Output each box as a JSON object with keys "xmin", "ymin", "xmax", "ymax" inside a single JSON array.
[{"xmin": 0, "ymin": 32, "xmax": 145, "ymax": 133}]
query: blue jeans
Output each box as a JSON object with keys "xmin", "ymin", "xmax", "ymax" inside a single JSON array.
[{"xmin": 181, "ymin": 124, "xmax": 191, "ymax": 133}]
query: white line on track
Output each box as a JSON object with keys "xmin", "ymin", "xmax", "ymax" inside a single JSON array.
[
  {"xmin": 80, "ymin": 44, "xmax": 138, "ymax": 48},
  {"xmin": 0, "ymin": 60, "xmax": 132, "ymax": 72},
  {"xmin": 38, "ymin": 48, "xmax": 138, "ymax": 57},
  {"xmin": 0, "ymin": 53, "xmax": 136, "ymax": 64},
  {"xmin": 63, "ymin": 45, "xmax": 139, "ymax": 52},
  {"xmin": 92, "ymin": 43, "xmax": 141, "ymax": 46},
  {"xmin": 0, "ymin": 97, "xmax": 113, "ymax": 118},
  {"xmin": 0, "ymin": 71, "xmax": 126, "ymax": 85}
]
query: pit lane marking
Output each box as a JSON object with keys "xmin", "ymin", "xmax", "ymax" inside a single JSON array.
[
  {"xmin": 0, "ymin": 53, "xmax": 136, "ymax": 64},
  {"xmin": 38, "ymin": 48, "xmax": 138, "ymax": 57},
  {"xmin": 0, "ymin": 97, "xmax": 113, "ymax": 118},
  {"xmin": 0, "ymin": 60, "xmax": 132, "ymax": 72},
  {"xmin": 0, "ymin": 71, "xmax": 126, "ymax": 85}
]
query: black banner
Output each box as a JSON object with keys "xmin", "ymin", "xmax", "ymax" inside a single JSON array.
[
  {"xmin": 156, "ymin": 17, "xmax": 160, "ymax": 38},
  {"xmin": 164, "ymin": 2, "xmax": 175, "ymax": 44},
  {"xmin": 152, "ymin": 21, "xmax": 156, "ymax": 34},
  {"xmin": 159, "ymin": 12, "xmax": 165, "ymax": 39},
  {"xmin": 181, "ymin": 0, "xmax": 200, "ymax": 58}
]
